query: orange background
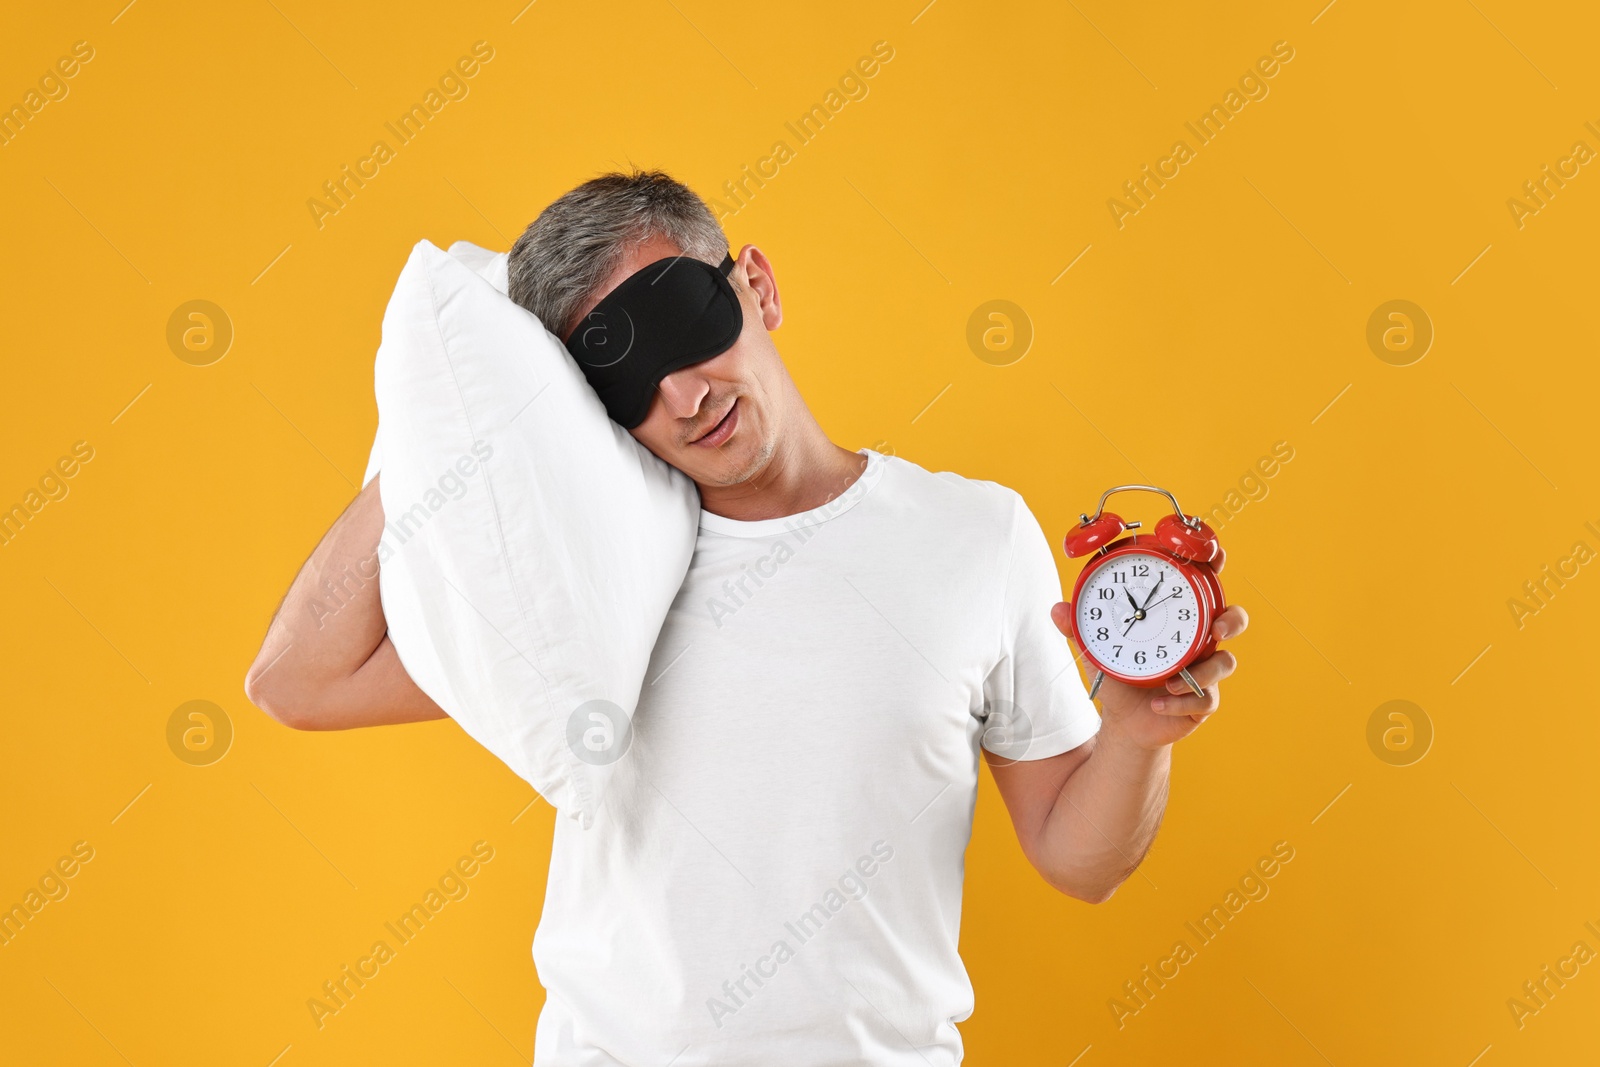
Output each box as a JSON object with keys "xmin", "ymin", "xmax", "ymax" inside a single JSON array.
[{"xmin": 2, "ymin": 1, "xmax": 1596, "ymax": 1064}]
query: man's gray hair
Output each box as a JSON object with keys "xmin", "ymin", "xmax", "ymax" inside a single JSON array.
[{"xmin": 507, "ymin": 169, "xmax": 729, "ymax": 339}]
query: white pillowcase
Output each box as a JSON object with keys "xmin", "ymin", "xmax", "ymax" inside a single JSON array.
[
  {"xmin": 363, "ymin": 239, "xmax": 698, "ymax": 827},
  {"xmin": 361, "ymin": 241, "xmax": 508, "ymax": 483}
]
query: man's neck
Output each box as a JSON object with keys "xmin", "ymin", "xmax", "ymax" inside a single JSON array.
[{"xmin": 697, "ymin": 415, "xmax": 869, "ymax": 523}]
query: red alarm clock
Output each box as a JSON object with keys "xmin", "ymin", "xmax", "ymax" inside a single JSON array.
[{"xmin": 1063, "ymin": 485, "xmax": 1226, "ymax": 700}]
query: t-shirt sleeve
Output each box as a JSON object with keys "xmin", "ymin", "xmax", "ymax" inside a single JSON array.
[
  {"xmin": 362, "ymin": 427, "xmax": 382, "ymax": 487},
  {"xmin": 980, "ymin": 491, "xmax": 1101, "ymax": 761}
]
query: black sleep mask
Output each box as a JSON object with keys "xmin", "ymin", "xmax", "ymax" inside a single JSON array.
[{"xmin": 563, "ymin": 252, "xmax": 743, "ymax": 429}]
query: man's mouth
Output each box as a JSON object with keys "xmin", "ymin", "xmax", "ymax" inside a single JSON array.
[{"xmin": 691, "ymin": 399, "xmax": 739, "ymax": 447}]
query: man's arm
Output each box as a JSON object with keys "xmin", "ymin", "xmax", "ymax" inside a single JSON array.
[
  {"xmin": 987, "ymin": 598, "xmax": 1248, "ymax": 903},
  {"xmin": 244, "ymin": 475, "xmax": 447, "ymax": 730}
]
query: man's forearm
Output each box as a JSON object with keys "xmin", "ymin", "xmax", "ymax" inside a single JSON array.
[
  {"xmin": 1032, "ymin": 728, "xmax": 1171, "ymax": 902},
  {"xmin": 245, "ymin": 477, "xmax": 444, "ymax": 728},
  {"xmin": 993, "ymin": 599, "xmax": 1245, "ymax": 902}
]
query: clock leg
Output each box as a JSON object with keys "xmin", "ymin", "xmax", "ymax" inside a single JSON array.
[
  {"xmin": 1088, "ymin": 670, "xmax": 1105, "ymax": 700},
  {"xmin": 1177, "ymin": 666, "xmax": 1205, "ymax": 698}
]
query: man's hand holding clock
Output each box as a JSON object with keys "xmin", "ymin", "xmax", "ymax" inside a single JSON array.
[{"xmin": 1054, "ymin": 544, "xmax": 1248, "ymax": 749}]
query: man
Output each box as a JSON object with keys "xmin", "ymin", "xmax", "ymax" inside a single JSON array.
[{"xmin": 246, "ymin": 170, "xmax": 1248, "ymax": 1064}]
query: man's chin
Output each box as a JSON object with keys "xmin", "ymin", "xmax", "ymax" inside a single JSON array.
[{"xmin": 684, "ymin": 433, "xmax": 772, "ymax": 489}]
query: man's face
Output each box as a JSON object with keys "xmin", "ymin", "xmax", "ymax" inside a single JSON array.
[{"xmin": 566, "ymin": 236, "xmax": 787, "ymax": 490}]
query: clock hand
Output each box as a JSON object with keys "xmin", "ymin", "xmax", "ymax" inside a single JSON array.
[
  {"xmin": 1136, "ymin": 574, "xmax": 1164, "ymax": 611},
  {"xmin": 1121, "ymin": 587, "xmax": 1150, "ymax": 636},
  {"xmin": 1142, "ymin": 590, "xmax": 1181, "ymax": 611}
]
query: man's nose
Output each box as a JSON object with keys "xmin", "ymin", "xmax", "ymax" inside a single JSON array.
[{"xmin": 655, "ymin": 367, "xmax": 709, "ymax": 419}]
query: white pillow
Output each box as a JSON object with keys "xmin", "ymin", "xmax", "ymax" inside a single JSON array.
[
  {"xmin": 365, "ymin": 239, "xmax": 699, "ymax": 827},
  {"xmin": 361, "ymin": 241, "xmax": 508, "ymax": 482},
  {"xmin": 443, "ymin": 238, "xmax": 510, "ymax": 294}
]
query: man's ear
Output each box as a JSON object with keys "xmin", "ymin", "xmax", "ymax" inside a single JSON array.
[{"xmin": 737, "ymin": 244, "xmax": 783, "ymax": 331}]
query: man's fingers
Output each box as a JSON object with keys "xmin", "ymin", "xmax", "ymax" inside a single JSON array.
[
  {"xmin": 1051, "ymin": 601, "xmax": 1076, "ymax": 642},
  {"xmin": 1212, "ymin": 604, "xmax": 1249, "ymax": 641},
  {"xmin": 1165, "ymin": 650, "xmax": 1236, "ymax": 693},
  {"xmin": 1151, "ymin": 686, "xmax": 1220, "ymax": 717}
]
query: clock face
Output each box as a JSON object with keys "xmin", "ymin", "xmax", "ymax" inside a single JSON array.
[{"xmin": 1075, "ymin": 551, "xmax": 1204, "ymax": 679}]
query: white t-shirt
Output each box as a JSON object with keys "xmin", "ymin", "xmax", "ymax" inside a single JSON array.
[{"xmin": 532, "ymin": 448, "xmax": 1101, "ymax": 1066}]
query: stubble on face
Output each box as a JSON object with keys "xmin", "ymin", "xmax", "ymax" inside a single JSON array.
[
  {"xmin": 686, "ymin": 390, "xmax": 777, "ymax": 488},
  {"xmin": 702, "ymin": 426, "xmax": 775, "ymax": 487}
]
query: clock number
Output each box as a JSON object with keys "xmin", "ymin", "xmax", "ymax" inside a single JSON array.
[
  {"xmin": 1178, "ymin": 608, "xmax": 1192, "ymax": 621},
  {"xmin": 1097, "ymin": 588, "xmax": 1114, "ymax": 600},
  {"xmin": 1133, "ymin": 650, "xmax": 1147, "ymax": 665},
  {"xmin": 1088, "ymin": 607, "xmax": 1102, "ymax": 620},
  {"xmin": 1096, "ymin": 627, "xmax": 1109, "ymax": 641},
  {"xmin": 1132, "ymin": 564, "xmax": 1149, "ymax": 577},
  {"xmin": 1112, "ymin": 645, "xmax": 1123, "ymax": 658},
  {"xmin": 1172, "ymin": 630, "xmax": 1182, "ymax": 642},
  {"xmin": 1113, "ymin": 572, "xmax": 1127, "ymax": 583},
  {"xmin": 1156, "ymin": 645, "xmax": 1168, "ymax": 659}
]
